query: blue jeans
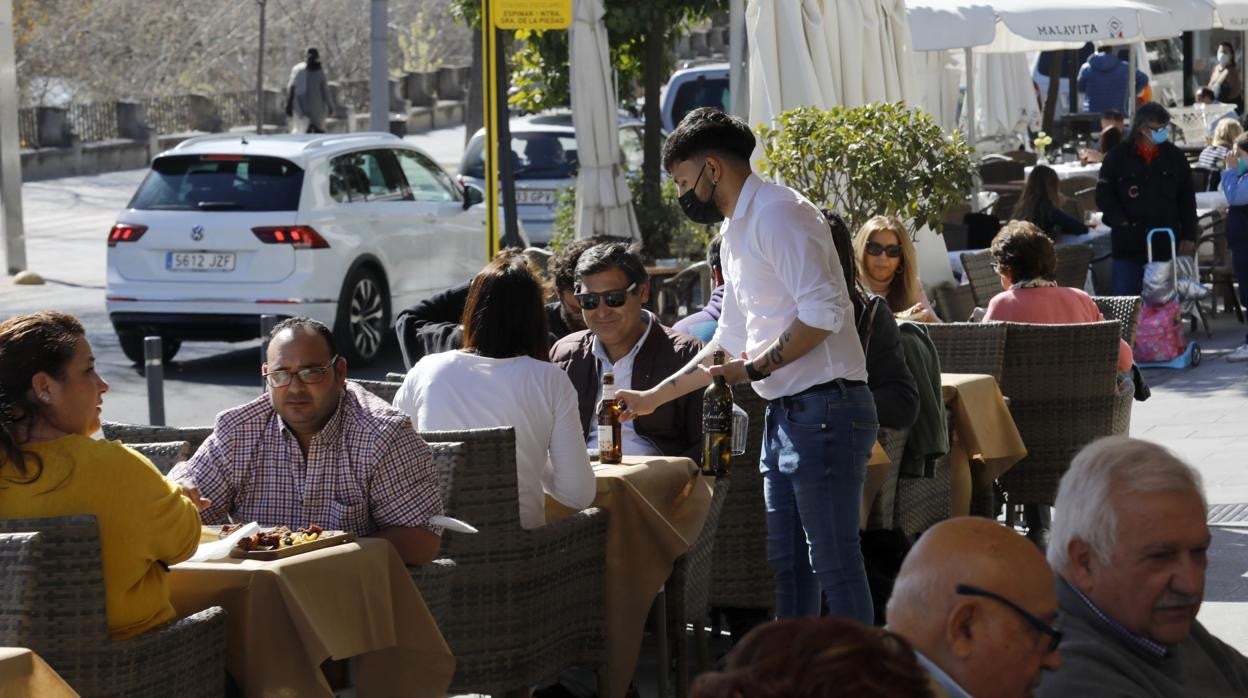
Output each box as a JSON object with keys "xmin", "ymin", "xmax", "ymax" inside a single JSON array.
[
  {"xmin": 760, "ymin": 381, "xmax": 877, "ymax": 622},
  {"xmin": 1112, "ymin": 258, "xmax": 1144, "ymax": 295}
]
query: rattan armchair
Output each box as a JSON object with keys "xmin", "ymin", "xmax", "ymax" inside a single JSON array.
[
  {"xmin": 100, "ymin": 421, "xmax": 213, "ymax": 454},
  {"xmin": 1092, "ymin": 296, "xmax": 1142, "ymax": 345},
  {"xmin": 666, "ymin": 478, "xmax": 730, "ymax": 698},
  {"xmin": 347, "ymin": 378, "xmax": 402, "ymax": 403},
  {"xmin": 960, "ymin": 249, "xmax": 1003, "ymax": 307},
  {"xmin": 865, "ymin": 427, "xmax": 910, "ymax": 531},
  {"xmin": 407, "ymin": 441, "xmax": 464, "ymax": 626},
  {"xmin": 996, "ymin": 321, "xmax": 1121, "ymax": 508},
  {"xmin": 415, "ymin": 427, "xmax": 609, "ymax": 697},
  {"xmin": 0, "ymin": 516, "xmax": 226, "ymax": 698},
  {"xmin": 707, "ymin": 384, "xmax": 774, "ymax": 615},
  {"xmin": 1055, "ymin": 243, "xmax": 1094, "ymax": 289},
  {"xmin": 926, "ymin": 322, "xmax": 1008, "ymax": 381},
  {"xmin": 126, "ymin": 441, "xmax": 191, "ymax": 475}
]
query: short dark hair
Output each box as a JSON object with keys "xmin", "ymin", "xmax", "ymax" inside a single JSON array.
[
  {"xmin": 575, "ymin": 242, "xmax": 648, "ymax": 289},
  {"xmin": 662, "ymin": 107, "xmax": 756, "ymax": 172},
  {"xmin": 1134, "ymin": 102, "xmax": 1171, "ymax": 136},
  {"xmin": 269, "ymin": 317, "xmax": 336, "ymax": 356},
  {"xmin": 1102, "ymin": 109, "xmax": 1125, "ymax": 123},
  {"xmin": 549, "ymin": 236, "xmax": 628, "ymax": 293},
  {"xmin": 706, "ymin": 234, "xmax": 723, "ymax": 271},
  {"xmin": 1198, "ymin": 87, "xmax": 1217, "ymax": 101},
  {"xmin": 992, "ymin": 220, "xmax": 1057, "ymax": 282},
  {"xmin": 1099, "ymin": 124, "xmax": 1123, "ymax": 153},
  {"xmin": 461, "ymin": 250, "xmax": 550, "ymax": 361},
  {"xmin": 1235, "ymin": 132, "xmax": 1248, "ymax": 155},
  {"xmin": 823, "ymin": 210, "xmax": 868, "ymax": 321}
]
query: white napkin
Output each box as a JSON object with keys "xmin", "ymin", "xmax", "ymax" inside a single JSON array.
[
  {"xmin": 185, "ymin": 522, "xmax": 261, "ymax": 562},
  {"xmin": 430, "ymin": 515, "xmax": 477, "ymax": 534}
]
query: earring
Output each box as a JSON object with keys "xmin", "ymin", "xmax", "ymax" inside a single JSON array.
[{"xmin": 40, "ymin": 393, "xmax": 51, "ymax": 403}]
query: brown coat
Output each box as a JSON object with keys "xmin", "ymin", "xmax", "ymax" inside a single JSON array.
[{"xmin": 550, "ymin": 324, "xmax": 704, "ymax": 463}]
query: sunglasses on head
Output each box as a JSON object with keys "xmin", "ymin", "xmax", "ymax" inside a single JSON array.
[
  {"xmin": 866, "ymin": 241, "xmax": 902, "ymax": 258},
  {"xmin": 574, "ymin": 282, "xmax": 638, "ymax": 310}
]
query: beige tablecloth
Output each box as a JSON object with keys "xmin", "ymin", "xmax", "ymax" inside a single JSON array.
[
  {"xmin": 548, "ymin": 455, "xmax": 713, "ymax": 698},
  {"xmin": 169, "ymin": 537, "xmax": 453, "ymax": 698},
  {"xmin": 941, "ymin": 372, "xmax": 1027, "ymax": 485},
  {"xmin": 0, "ymin": 648, "xmax": 76, "ymax": 698}
]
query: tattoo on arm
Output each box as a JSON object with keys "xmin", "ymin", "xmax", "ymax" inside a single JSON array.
[{"xmin": 762, "ymin": 331, "xmax": 792, "ymax": 370}]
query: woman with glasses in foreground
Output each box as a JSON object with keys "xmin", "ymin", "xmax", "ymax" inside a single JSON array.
[
  {"xmin": 393, "ymin": 250, "xmax": 595, "ymax": 529},
  {"xmin": 854, "ymin": 215, "xmax": 941, "ymax": 323},
  {"xmin": 0, "ymin": 311, "xmax": 202, "ymax": 639}
]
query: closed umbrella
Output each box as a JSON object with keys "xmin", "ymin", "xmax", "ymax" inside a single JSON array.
[
  {"xmin": 824, "ymin": 0, "xmax": 916, "ymax": 107},
  {"xmin": 747, "ymin": 0, "xmax": 837, "ymax": 134},
  {"xmin": 964, "ymin": 52, "xmax": 1042, "ymax": 147},
  {"xmin": 569, "ymin": 0, "xmax": 640, "ymax": 241}
]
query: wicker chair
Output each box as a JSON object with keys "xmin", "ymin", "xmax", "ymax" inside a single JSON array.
[
  {"xmin": 657, "ymin": 261, "xmax": 711, "ymax": 326},
  {"xmin": 126, "ymin": 441, "xmax": 192, "ymax": 475},
  {"xmin": 347, "ymin": 378, "xmax": 402, "ymax": 403},
  {"xmin": 925, "ymin": 322, "xmax": 1008, "ymax": 381},
  {"xmin": 0, "ymin": 516, "xmax": 227, "ymax": 698},
  {"xmin": 415, "ymin": 427, "xmax": 609, "ymax": 697},
  {"xmin": 996, "ymin": 322, "xmax": 1121, "ymax": 508},
  {"xmin": 100, "ymin": 421, "xmax": 213, "ymax": 454},
  {"xmin": 893, "ymin": 445, "xmax": 952, "ymax": 540},
  {"xmin": 708, "ymin": 384, "xmax": 773, "ymax": 615},
  {"xmin": 408, "ymin": 441, "xmax": 463, "ymax": 626},
  {"xmin": 960, "ymin": 249, "xmax": 1003, "ymax": 307},
  {"xmin": 666, "ymin": 478, "xmax": 730, "ymax": 698},
  {"xmin": 1054, "ymin": 243, "xmax": 1094, "ymax": 289},
  {"xmin": 930, "ymin": 282, "xmax": 978, "ymax": 323},
  {"xmin": 385, "ymin": 371, "xmax": 408, "ymax": 382},
  {"xmin": 1092, "ymin": 296, "xmax": 1143, "ymax": 345},
  {"xmin": 865, "ymin": 426, "xmax": 910, "ymax": 531}
]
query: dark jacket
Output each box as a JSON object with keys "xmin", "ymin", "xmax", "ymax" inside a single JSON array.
[
  {"xmin": 1025, "ymin": 201, "xmax": 1087, "ymax": 240},
  {"xmin": 897, "ymin": 322, "xmax": 948, "ymax": 478},
  {"xmin": 550, "ymin": 323, "xmax": 704, "ymax": 463},
  {"xmin": 1077, "ymin": 51, "xmax": 1149, "ymax": 113},
  {"xmin": 394, "ymin": 282, "xmax": 470, "ymax": 369},
  {"xmin": 1096, "ymin": 139, "xmax": 1197, "ymax": 263},
  {"xmin": 856, "ymin": 296, "xmax": 919, "ymax": 431}
]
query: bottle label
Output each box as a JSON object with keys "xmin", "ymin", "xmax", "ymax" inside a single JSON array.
[
  {"xmin": 703, "ymin": 415, "xmax": 731, "ymax": 433},
  {"xmin": 602, "ymin": 385, "xmax": 615, "ymax": 400},
  {"xmin": 598, "ymin": 426, "xmax": 614, "ymax": 451}
]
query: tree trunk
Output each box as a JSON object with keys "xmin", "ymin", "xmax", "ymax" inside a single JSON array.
[
  {"xmin": 641, "ymin": 10, "xmax": 667, "ymax": 258},
  {"xmin": 1041, "ymin": 51, "xmax": 1063, "ymax": 140},
  {"xmin": 465, "ymin": 25, "xmax": 483, "ymax": 146}
]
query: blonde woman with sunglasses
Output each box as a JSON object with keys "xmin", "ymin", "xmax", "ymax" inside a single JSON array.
[{"xmin": 854, "ymin": 216, "xmax": 940, "ymax": 323}]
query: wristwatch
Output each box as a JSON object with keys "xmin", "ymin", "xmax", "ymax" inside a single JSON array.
[{"xmin": 745, "ymin": 361, "xmax": 771, "ymax": 382}]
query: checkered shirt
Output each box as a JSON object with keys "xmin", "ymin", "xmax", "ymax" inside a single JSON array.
[
  {"xmin": 169, "ymin": 381, "xmax": 442, "ymax": 536},
  {"xmin": 1063, "ymin": 577, "xmax": 1170, "ymax": 659}
]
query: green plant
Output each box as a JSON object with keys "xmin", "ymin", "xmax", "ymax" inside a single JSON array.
[
  {"xmin": 756, "ymin": 103, "xmax": 975, "ymax": 236},
  {"xmin": 547, "ymin": 177, "xmax": 712, "ymax": 261}
]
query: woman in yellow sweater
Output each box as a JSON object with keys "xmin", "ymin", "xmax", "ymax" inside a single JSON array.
[{"xmin": 0, "ymin": 311, "xmax": 202, "ymax": 640}]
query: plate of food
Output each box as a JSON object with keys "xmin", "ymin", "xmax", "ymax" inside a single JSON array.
[{"xmin": 224, "ymin": 524, "xmax": 355, "ymax": 560}]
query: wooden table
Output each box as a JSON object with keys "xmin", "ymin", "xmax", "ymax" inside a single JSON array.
[
  {"xmin": 941, "ymin": 373, "xmax": 1027, "ymax": 509},
  {"xmin": 169, "ymin": 537, "xmax": 454, "ymax": 698},
  {"xmin": 0, "ymin": 648, "xmax": 76, "ymax": 697},
  {"xmin": 547, "ymin": 455, "xmax": 713, "ymax": 698}
]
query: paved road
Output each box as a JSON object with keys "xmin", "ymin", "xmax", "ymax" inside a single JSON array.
[{"xmin": 1, "ymin": 127, "xmax": 467, "ymax": 427}]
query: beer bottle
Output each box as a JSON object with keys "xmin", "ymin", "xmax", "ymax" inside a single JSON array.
[
  {"xmin": 598, "ymin": 371, "xmax": 623, "ymax": 464},
  {"xmin": 702, "ymin": 350, "xmax": 733, "ymax": 477}
]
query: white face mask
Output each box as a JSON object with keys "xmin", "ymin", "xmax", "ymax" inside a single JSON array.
[{"xmin": 1218, "ymin": 52, "xmax": 1232, "ymax": 66}]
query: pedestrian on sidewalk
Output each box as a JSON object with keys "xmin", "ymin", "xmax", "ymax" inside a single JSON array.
[
  {"xmin": 1077, "ymin": 46, "xmax": 1149, "ymax": 114},
  {"xmin": 1217, "ymin": 132, "xmax": 1248, "ymax": 361},
  {"xmin": 286, "ymin": 48, "xmax": 334, "ymax": 134}
]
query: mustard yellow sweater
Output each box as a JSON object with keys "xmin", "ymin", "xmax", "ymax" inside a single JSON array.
[{"xmin": 0, "ymin": 435, "xmax": 201, "ymax": 640}]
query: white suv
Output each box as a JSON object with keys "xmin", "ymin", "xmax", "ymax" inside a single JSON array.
[{"xmin": 106, "ymin": 132, "xmax": 499, "ymax": 365}]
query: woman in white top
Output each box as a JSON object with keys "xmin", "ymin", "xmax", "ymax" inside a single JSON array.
[{"xmin": 393, "ymin": 250, "xmax": 595, "ymax": 529}]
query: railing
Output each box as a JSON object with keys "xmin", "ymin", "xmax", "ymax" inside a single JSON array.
[
  {"xmin": 67, "ymin": 101, "xmax": 120, "ymax": 143},
  {"xmin": 139, "ymin": 95, "xmax": 195, "ymax": 138},
  {"xmin": 18, "ymin": 108, "xmax": 37, "ymax": 148},
  {"xmin": 214, "ymin": 91, "xmax": 258, "ymax": 131}
]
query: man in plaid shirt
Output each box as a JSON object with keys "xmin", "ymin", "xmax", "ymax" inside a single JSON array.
[{"xmin": 170, "ymin": 318, "xmax": 443, "ymax": 565}]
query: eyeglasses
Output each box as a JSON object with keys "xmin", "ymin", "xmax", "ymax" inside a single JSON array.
[
  {"xmin": 574, "ymin": 282, "xmax": 638, "ymax": 310},
  {"xmin": 262, "ymin": 356, "xmax": 340, "ymax": 388},
  {"xmin": 865, "ymin": 241, "xmax": 902, "ymax": 258},
  {"xmin": 956, "ymin": 584, "xmax": 1062, "ymax": 653}
]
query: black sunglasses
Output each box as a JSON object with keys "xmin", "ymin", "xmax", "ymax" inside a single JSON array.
[
  {"xmin": 575, "ymin": 282, "xmax": 638, "ymax": 310},
  {"xmin": 866, "ymin": 241, "xmax": 902, "ymax": 258},
  {"xmin": 956, "ymin": 584, "xmax": 1062, "ymax": 653}
]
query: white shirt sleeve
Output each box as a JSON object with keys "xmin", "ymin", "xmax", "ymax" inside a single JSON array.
[
  {"xmin": 544, "ymin": 370, "xmax": 595, "ymax": 511},
  {"xmin": 764, "ymin": 201, "xmax": 847, "ymax": 333},
  {"xmin": 710, "ymin": 274, "xmax": 746, "ymax": 356}
]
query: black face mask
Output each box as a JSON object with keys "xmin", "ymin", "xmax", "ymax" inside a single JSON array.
[{"xmin": 679, "ymin": 162, "xmax": 724, "ymax": 225}]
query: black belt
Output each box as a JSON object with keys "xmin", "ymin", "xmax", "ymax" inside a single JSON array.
[{"xmin": 787, "ymin": 377, "xmax": 867, "ymax": 399}]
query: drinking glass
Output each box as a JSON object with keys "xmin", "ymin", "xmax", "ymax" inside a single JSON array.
[{"xmin": 730, "ymin": 403, "xmax": 749, "ymax": 456}]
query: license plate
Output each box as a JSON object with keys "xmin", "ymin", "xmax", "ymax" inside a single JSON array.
[
  {"xmin": 166, "ymin": 251, "xmax": 236, "ymax": 272},
  {"xmin": 515, "ymin": 189, "xmax": 556, "ymax": 205}
]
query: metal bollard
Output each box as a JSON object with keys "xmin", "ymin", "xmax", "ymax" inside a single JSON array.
[
  {"xmin": 144, "ymin": 337, "xmax": 165, "ymax": 426},
  {"xmin": 260, "ymin": 315, "xmax": 278, "ymax": 390}
]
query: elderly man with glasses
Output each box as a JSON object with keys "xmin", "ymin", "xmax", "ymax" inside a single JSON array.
[
  {"xmin": 169, "ymin": 317, "xmax": 443, "ymax": 565},
  {"xmin": 1038, "ymin": 436, "xmax": 1248, "ymax": 697},
  {"xmin": 887, "ymin": 517, "xmax": 1062, "ymax": 698},
  {"xmin": 550, "ymin": 242, "xmax": 705, "ymax": 463}
]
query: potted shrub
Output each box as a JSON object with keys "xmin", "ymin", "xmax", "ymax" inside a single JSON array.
[{"xmin": 755, "ymin": 103, "xmax": 975, "ymax": 236}]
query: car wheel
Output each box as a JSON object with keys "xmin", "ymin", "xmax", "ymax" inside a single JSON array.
[
  {"xmin": 117, "ymin": 331, "xmax": 181, "ymax": 365},
  {"xmin": 334, "ymin": 266, "xmax": 390, "ymax": 365}
]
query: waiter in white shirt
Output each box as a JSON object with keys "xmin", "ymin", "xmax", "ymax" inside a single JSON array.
[{"xmin": 616, "ymin": 108, "xmax": 877, "ymax": 622}]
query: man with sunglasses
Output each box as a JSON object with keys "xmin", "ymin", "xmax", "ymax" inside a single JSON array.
[
  {"xmin": 1095, "ymin": 101, "xmax": 1198, "ymax": 295},
  {"xmin": 1039, "ymin": 437, "xmax": 1248, "ymax": 697},
  {"xmin": 551, "ymin": 242, "xmax": 705, "ymax": 462},
  {"xmin": 616, "ymin": 108, "xmax": 877, "ymax": 623},
  {"xmin": 887, "ymin": 517, "xmax": 1062, "ymax": 698},
  {"xmin": 169, "ymin": 317, "xmax": 444, "ymax": 565}
]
